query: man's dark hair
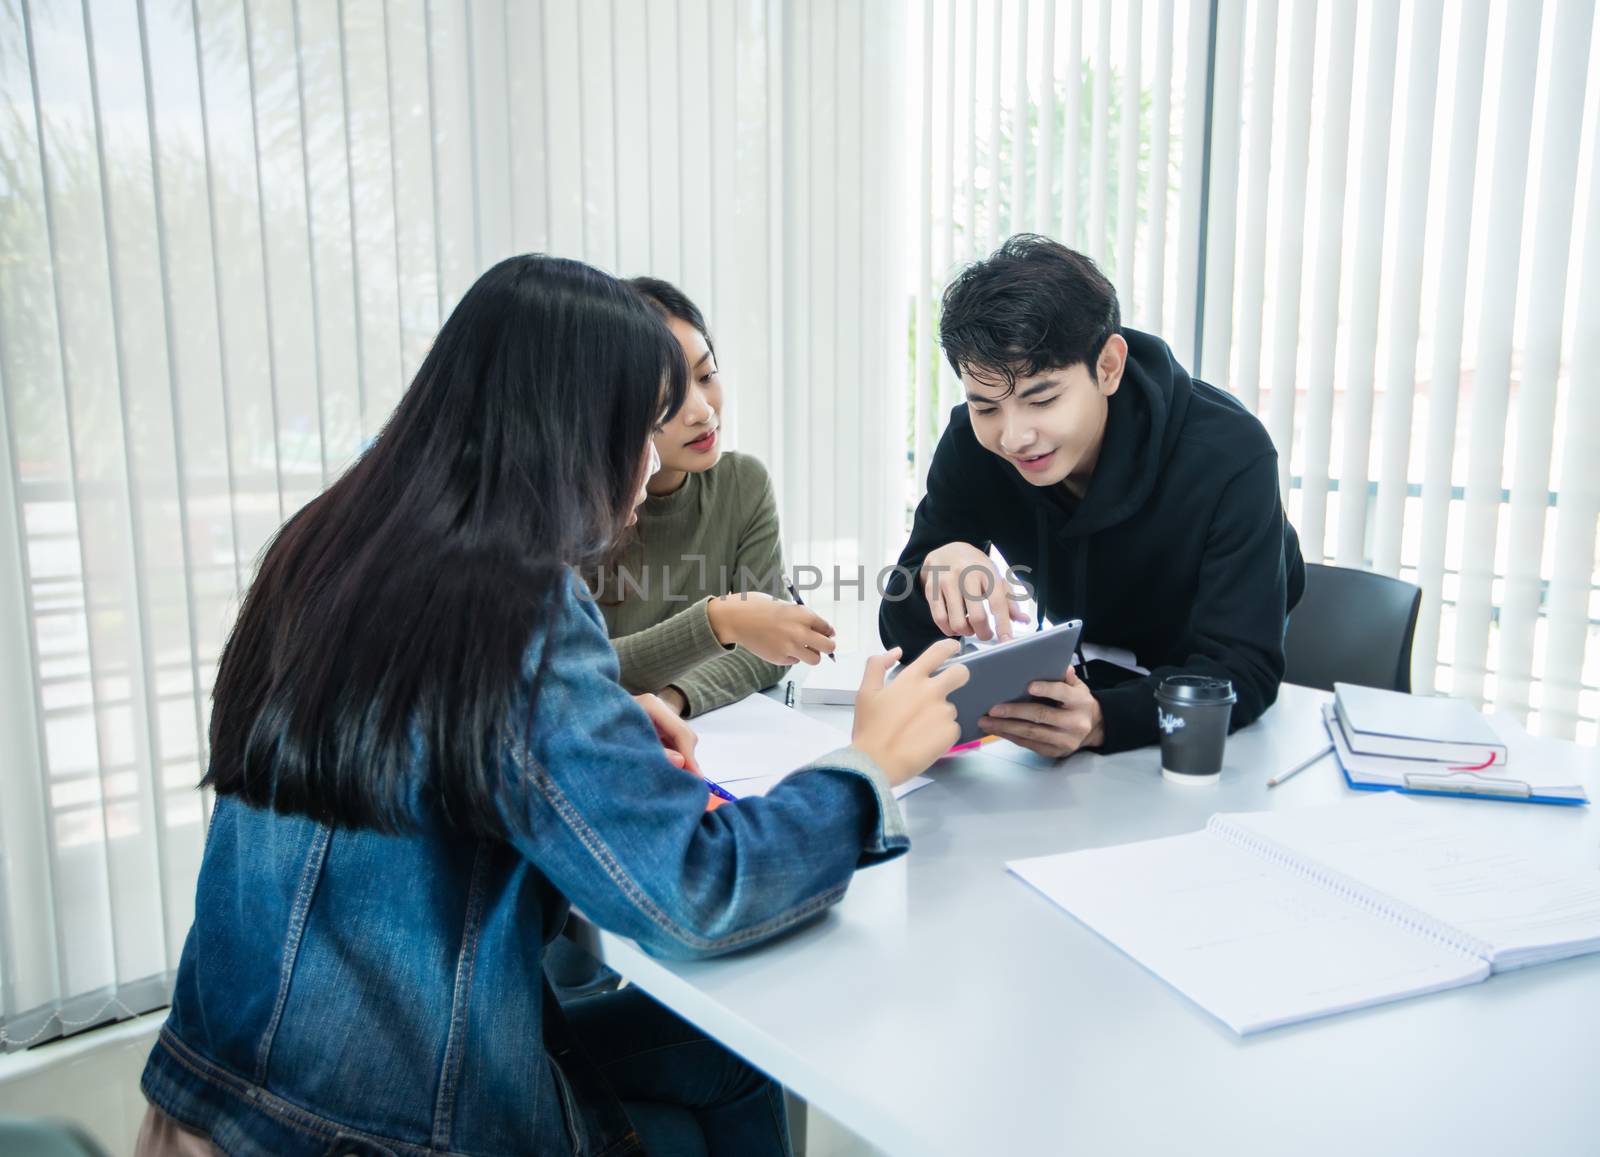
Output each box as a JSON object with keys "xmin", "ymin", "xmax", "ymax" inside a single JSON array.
[{"xmin": 939, "ymin": 233, "xmax": 1121, "ymax": 393}]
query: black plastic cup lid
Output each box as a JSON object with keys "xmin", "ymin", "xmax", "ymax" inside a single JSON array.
[{"xmin": 1155, "ymin": 675, "xmax": 1237, "ymax": 704}]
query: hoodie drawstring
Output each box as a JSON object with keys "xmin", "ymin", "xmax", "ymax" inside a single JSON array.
[
  {"xmin": 1035, "ymin": 504, "xmax": 1092, "ymax": 672},
  {"xmin": 1032, "ymin": 506, "xmax": 1050, "ymax": 634}
]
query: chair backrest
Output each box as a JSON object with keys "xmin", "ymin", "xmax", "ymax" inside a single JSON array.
[{"xmin": 1282, "ymin": 563, "xmax": 1422, "ymax": 693}]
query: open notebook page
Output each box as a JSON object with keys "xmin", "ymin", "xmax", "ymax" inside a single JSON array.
[
  {"xmin": 691, "ymin": 692, "xmax": 930, "ymax": 801},
  {"xmin": 691, "ymin": 693, "xmax": 855, "ymax": 783},
  {"xmin": 1224, "ymin": 793, "xmax": 1600, "ymax": 970},
  {"xmin": 1008, "ymin": 830, "xmax": 1486, "ymax": 1035}
]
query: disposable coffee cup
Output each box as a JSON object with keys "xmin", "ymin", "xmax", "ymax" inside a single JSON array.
[{"xmin": 1154, "ymin": 676, "xmax": 1236, "ymax": 784}]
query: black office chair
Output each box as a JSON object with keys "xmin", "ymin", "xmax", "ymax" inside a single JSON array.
[{"xmin": 1282, "ymin": 563, "xmax": 1422, "ymax": 693}]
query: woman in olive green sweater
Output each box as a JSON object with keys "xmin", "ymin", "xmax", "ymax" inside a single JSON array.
[{"xmin": 597, "ymin": 278, "xmax": 836, "ymax": 717}]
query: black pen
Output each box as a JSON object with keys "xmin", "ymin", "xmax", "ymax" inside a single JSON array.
[{"xmin": 784, "ymin": 580, "xmax": 837, "ymax": 662}]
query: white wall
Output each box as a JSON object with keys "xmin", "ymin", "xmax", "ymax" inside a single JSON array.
[{"xmin": 0, "ymin": 1012, "xmax": 162, "ymax": 1153}]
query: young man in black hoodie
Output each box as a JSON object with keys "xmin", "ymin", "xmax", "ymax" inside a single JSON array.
[{"xmin": 880, "ymin": 234, "xmax": 1305, "ymax": 757}]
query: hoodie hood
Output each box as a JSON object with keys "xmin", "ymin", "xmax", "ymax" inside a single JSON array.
[
  {"xmin": 1015, "ymin": 329, "xmax": 1192, "ymax": 635},
  {"xmin": 881, "ymin": 324, "xmax": 1302, "ymax": 754},
  {"xmin": 1004, "ymin": 328, "xmax": 1193, "ymax": 539}
]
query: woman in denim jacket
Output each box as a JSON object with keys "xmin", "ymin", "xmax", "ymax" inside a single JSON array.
[{"xmin": 136, "ymin": 255, "xmax": 966, "ymax": 1157}]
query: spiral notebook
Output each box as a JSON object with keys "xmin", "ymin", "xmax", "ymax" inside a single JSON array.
[{"xmin": 1008, "ymin": 794, "xmax": 1600, "ymax": 1034}]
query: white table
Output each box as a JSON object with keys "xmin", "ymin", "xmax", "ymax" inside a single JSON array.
[{"xmin": 590, "ymin": 684, "xmax": 1600, "ymax": 1156}]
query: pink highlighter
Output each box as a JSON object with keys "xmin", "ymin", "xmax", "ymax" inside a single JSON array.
[{"xmin": 947, "ymin": 735, "xmax": 1000, "ymax": 754}]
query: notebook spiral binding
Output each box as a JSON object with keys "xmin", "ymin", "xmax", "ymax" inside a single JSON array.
[{"xmin": 1206, "ymin": 815, "xmax": 1493, "ymax": 964}]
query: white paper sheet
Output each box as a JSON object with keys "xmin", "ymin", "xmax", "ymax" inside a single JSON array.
[
  {"xmin": 691, "ymin": 693, "xmax": 931, "ymax": 801},
  {"xmin": 691, "ymin": 693, "xmax": 855, "ymax": 783}
]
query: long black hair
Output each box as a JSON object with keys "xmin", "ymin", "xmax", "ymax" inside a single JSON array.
[
  {"xmin": 628, "ymin": 275, "xmax": 715, "ymax": 363},
  {"xmin": 205, "ymin": 255, "xmax": 686, "ymax": 835},
  {"xmin": 590, "ymin": 276, "xmax": 717, "ymax": 608}
]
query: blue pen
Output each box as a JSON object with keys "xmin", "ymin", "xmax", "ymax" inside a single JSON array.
[
  {"xmin": 667, "ymin": 748, "xmax": 738, "ymax": 803},
  {"xmin": 704, "ymin": 777, "xmax": 739, "ymax": 803}
]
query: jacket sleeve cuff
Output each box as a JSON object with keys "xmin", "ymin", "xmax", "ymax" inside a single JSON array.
[
  {"xmin": 791, "ymin": 745, "xmax": 909, "ymax": 861},
  {"xmin": 1091, "ymin": 681, "xmax": 1160, "ymax": 754},
  {"xmin": 675, "ymin": 650, "xmax": 789, "ymax": 719},
  {"xmin": 611, "ymin": 598, "xmax": 732, "ymax": 693}
]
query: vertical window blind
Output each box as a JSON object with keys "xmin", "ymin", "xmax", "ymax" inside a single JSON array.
[
  {"xmin": 1199, "ymin": 0, "xmax": 1599, "ymax": 739},
  {"xmin": 0, "ymin": 0, "xmax": 906, "ymax": 1051},
  {"xmin": 907, "ymin": 0, "xmax": 1599, "ymax": 741}
]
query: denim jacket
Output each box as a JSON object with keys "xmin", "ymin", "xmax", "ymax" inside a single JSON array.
[{"xmin": 141, "ymin": 574, "xmax": 907, "ymax": 1156}]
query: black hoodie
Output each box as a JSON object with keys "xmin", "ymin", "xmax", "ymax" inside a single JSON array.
[{"xmin": 879, "ymin": 328, "xmax": 1305, "ymax": 754}]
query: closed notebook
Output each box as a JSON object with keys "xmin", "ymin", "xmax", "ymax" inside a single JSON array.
[
  {"xmin": 1333, "ymin": 682, "xmax": 1508, "ymax": 767},
  {"xmin": 798, "ymin": 641, "xmax": 1015, "ymax": 706},
  {"xmin": 797, "ymin": 652, "xmax": 873, "ymax": 706},
  {"xmin": 1324, "ymin": 704, "xmax": 1589, "ymax": 804},
  {"xmin": 1008, "ymin": 793, "xmax": 1600, "ymax": 1034},
  {"xmin": 801, "ymin": 631, "xmax": 1074, "ymax": 706}
]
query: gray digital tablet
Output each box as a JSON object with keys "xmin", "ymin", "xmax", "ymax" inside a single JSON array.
[{"xmin": 938, "ymin": 619, "xmax": 1085, "ymax": 744}]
